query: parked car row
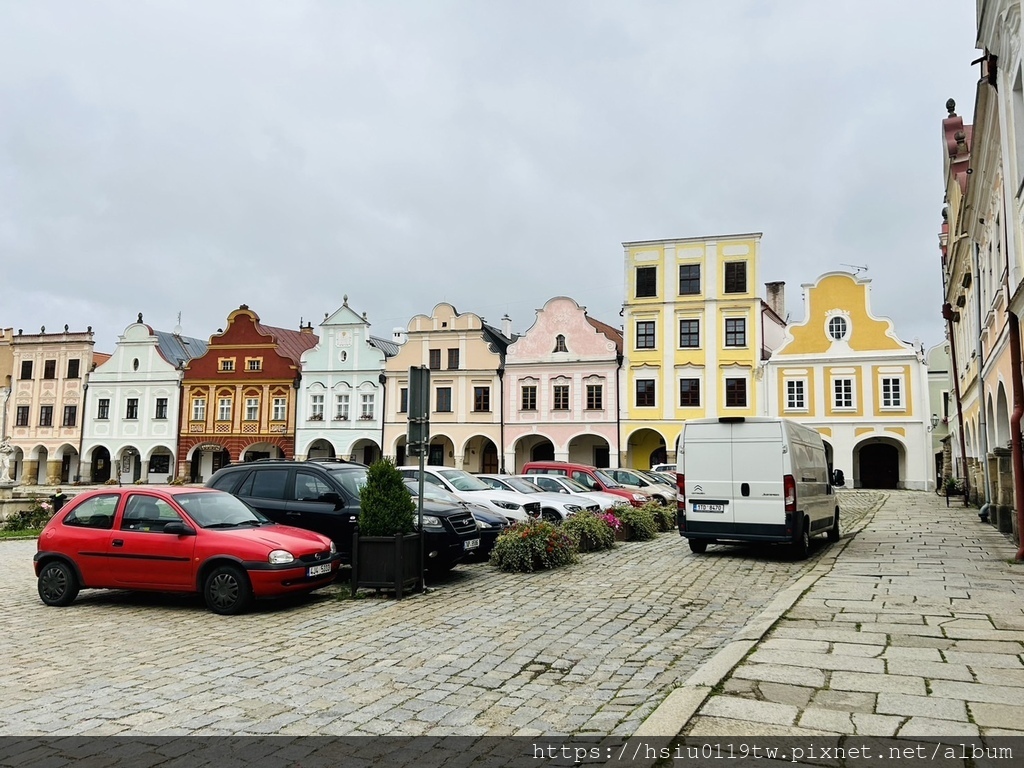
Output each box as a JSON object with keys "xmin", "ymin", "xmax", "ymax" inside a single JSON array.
[{"xmin": 33, "ymin": 457, "xmax": 680, "ymax": 615}]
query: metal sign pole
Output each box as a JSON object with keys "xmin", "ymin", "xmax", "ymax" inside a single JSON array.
[{"xmin": 408, "ymin": 365, "xmax": 430, "ymax": 593}]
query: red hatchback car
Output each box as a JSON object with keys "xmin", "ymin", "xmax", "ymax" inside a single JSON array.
[{"xmin": 34, "ymin": 487, "xmax": 342, "ymax": 615}]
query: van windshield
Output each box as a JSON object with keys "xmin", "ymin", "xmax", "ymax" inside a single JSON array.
[{"xmin": 593, "ymin": 470, "xmax": 621, "ymax": 488}]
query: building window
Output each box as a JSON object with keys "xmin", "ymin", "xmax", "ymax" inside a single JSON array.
[
  {"xmin": 67, "ymin": 359, "xmax": 80, "ymax": 379},
  {"xmin": 636, "ymin": 379, "xmax": 656, "ymax": 408},
  {"xmin": 436, "ymin": 387, "xmax": 452, "ymax": 413},
  {"xmin": 15, "ymin": 406, "xmax": 29, "ymax": 427},
  {"xmin": 679, "ymin": 319, "xmax": 700, "ymax": 348},
  {"xmin": 150, "ymin": 455, "xmax": 170, "ymax": 475},
  {"xmin": 63, "ymin": 405, "xmax": 77, "ymax": 427},
  {"xmin": 636, "ymin": 321, "xmax": 656, "ymax": 349},
  {"xmin": 521, "ymin": 385, "xmax": 537, "ymax": 411},
  {"xmin": 881, "ymin": 377, "xmax": 904, "ymax": 408},
  {"xmin": 553, "ymin": 385, "xmax": 570, "ymax": 410},
  {"xmin": 360, "ymin": 393, "xmax": 374, "ymax": 420},
  {"xmin": 447, "ymin": 349, "xmax": 459, "ymax": 370},
  {"xmin": 399, "ymin": 388, "xmax": 408, "ymax": 413},
  {"xmin": 20, "ymin": 360, "xmax": 32, "ymax": 380},
  {"xmin": 97, "ymin": 399, "xmax": 110, "ymax": 420},
  {"xmin": 833, "ymin": 378, "xmax": 854, "ymax": 409},
  {"xmin": 43, "ymin": 360, "xmax": 56, "ymax": 380},
  {"xmin": 192, "ymin": 398, "xmax": 206, "ymax": 421},
  {"xmin": 39, "ymin": 405, "xmax": 53, "ymax": 427},
  {"xmin": 217, "ymin": 398, "xmax": 232, "ymax": 421},
  {"xmin": 586, "ymin": 384, "xmax": 603, "ymax": 410},
  {"xmin": 828, "ymin": 316, "xmax": 848, "ymax": 341},
  {"xmin": 473, "ymin": 387, "xmax": 490, "ymax": 412},
  {"xmin": 679, "ymin": 378, "xmax": 701, "ymax": 407},
  {"xmin": 428, "ymin": 349, "xmax": 441, "ymax": 370},
  {"xmin": 155, "ymin": 398, "xmax": 168, "ymax": 419},
  {"xmin": 636, "ymin": 266, "xmax": 657, "ymax": 297},
  {"xmin": 246, "ymin": 358, "xmax": 262, "ymax": 371},
  {"xmin": 725, "ymin": 318, "xmax": 746, "ymax": 347},
  {"xmin": 335, "ymin": 394, "xmax": 349, "ymax": 420},
  {"xmin": 272, "ymin": 397, "xmax": 286, "ymax": 421},
  {"xmin": 310, "ymin": 394, "xmax": 325, "ymax": 420},
  {"xmin": 724, "ymin": 262, "xmax": 747, "ymax": 293},
  {"xmin": 725, "ymin": 378, "xmax": 747, "ymax": 408},
  {"xmin": 245, "ymin": 398, "xmax": 258, "ymax": 421},
  {"xmin": 554, "ymin": 334, "xmax": 568, "ymax": 353},
  {"xmin": 679, "ymin": 264, "xmax": 701, "ymax": 295},
  {"xmin": 786, "ymin": 380, "xmax": 806, "ymax": 410},
  {"xmin": 219, "ymin": 358, "xmax": 235, "ymax": 372},
  {"xmin": 126, "ymin": 398, "xmax": 139, "ymax": 420}
]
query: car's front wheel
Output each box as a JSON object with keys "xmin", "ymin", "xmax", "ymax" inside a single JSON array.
[
  {"xmin": 541, "ymin": 509, "xmax": 561, "ymax": 524},
  {"xmin": 38, "ymin": 560, "xmax": 79, "ymax": 607},
  {"xmin": 203, "ymin": 565, "xmax": 253, "ymax": 615}
]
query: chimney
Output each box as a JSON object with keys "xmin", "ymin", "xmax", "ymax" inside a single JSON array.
[
  {"xmin": 501, "ymin": 314, "xmax": 512, "ymax": 338},
  {"xmin": 392, "ymin": 327, "xmax": 408, "ymax": 345},
  {"xmin": 765, "ymin": 281, "xmax": 785, "ymax": 319}
]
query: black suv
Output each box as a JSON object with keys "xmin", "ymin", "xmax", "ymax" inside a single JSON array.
[{"xmin": 205, "ymin": 459, "xmax": 481, "ymax": 571}]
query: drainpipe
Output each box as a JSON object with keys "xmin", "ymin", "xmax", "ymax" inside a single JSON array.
[
  {"xmin": 1010, "ymin": 314, "xmax": 1024, "ymax": 560},
  {"xmin": 974, "ymin": 243, "xmax": 993, "ymax": 512},
  {"xmin": 498, "ymin": 365, "xmax": 505, "ymax": 473},
  {"xmin": 378, "ymin": 372, "xmax": 387, "ymax": 461},
  {"xmin": 615, "ymin": 351, "xmax": 623, "ymax": 469},
  {"xmin": 942, "ymin": 302, "xmax": 970, "ymax": 499}
]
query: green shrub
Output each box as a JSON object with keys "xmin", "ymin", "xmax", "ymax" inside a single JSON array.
[
  {"xmin": 490, "ymin": 519, "xmax": 577, "ymax": 572},
  {"xmin": 617, "ymin": 503, "xmax": 658, "ymax": 541},
  {"xmin": 644, "ymin": 500, "xmax": 675, "ymax": 532},
  {"xmin": 2, "ymin": 501, "xmax": 54, "ymax": 532},
  {"xmin": 562, "ymin": 510, "xmax": 616, "ymax": 552},
  {"xmin": 358, "ymin": 458, "xmax": 415, "ymax": 537}
]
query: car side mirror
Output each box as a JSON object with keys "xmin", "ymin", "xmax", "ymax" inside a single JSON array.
[
  {"xmin": 163, "ymin": 521, "xmax": 196, "ymax": 536},
  {"xmin": 320, "ymin": 491, "xmax": 343, "ymax": 509}
]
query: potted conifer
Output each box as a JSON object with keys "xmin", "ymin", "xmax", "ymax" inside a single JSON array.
[{"xmin": 351, "ymin": 458, "xmax": 421, "ymax": 598}]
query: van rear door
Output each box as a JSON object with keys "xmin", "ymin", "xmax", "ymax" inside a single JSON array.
[
  {"xmin": 683, "ymin": 421, "xmax": 735, "ymax": 525},
  {"xmin": 730, "ymin": 420, "xmax": 786, "ymax": 528}
]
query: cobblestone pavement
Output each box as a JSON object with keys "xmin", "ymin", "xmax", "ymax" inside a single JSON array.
[
  {"xmin": 0, "ymin": 492, "xmax": 880, "ymax": 736},
  {"xmin": 681, "ymin": 490, "xmax": 1024, "ymax": 739}
]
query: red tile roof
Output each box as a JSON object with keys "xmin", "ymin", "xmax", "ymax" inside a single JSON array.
[
  {"xmin": 585, "ymin": 316, "xmax": 623, "ymax": 354},
  {"xmin": 256, "ymin": 324, "xmax": 319, "ymax": 365}
]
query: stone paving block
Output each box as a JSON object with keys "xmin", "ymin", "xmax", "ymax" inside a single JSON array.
[
  {"xmin": 748, "ymin": 649, "xmax": 884, "ymax": 674},
  {"xmin": 943, "ymin": 650, "xmax": 1024, "ymax": 669},
  {"xmin": 809, "ymin": 689, "xmax": 876, "ymax": 713},
  {"xmin": 877, "ymin": 693, "xmax": 967, "ymax": 721},
  {"xmin": 797, "ymin": 707, "xmax": 853, "ymax": 733},
  {"xmin": 757, "ymin": 683, "xmax": 815, "ymax": 708},
  {"xmin": 760, "ymin": 638, "xmax": 830, "ymax": 653},
  {"xmin": 973, "ymin": 667, "xmax": 1024, "ymax": 687},
  {"xmin": 850, "ymin": 712, "xmax": 903, "ymax": 736},
  {"xmin": 897, "ymin": 717, "xmax": 979, "ymax": 738},
  {"xmin": 831, "ymin": 643, "xmax": 883, "ymax": 657},
  {"xmin": 928, "ymin": 680, "xmax": 1024, "ymax": 705},
  {"xmin": 969, "ymin": 702, "xmax": 1024, "ymax": 729},
  {"xmin": 882, "ymin": 646, "xmax": 943, "ymax": 661},
  {"xmin": 686, "ymin": 716, "xmax": 834, "ymax": 737},
  {"xmin": 701, "ymin": 696, "xmax": 798, "ymax": 726},
  {"xmin": 829, "ymin": 672, "xmax": 926, "ymax": 696},
  {"xmin": 731, "ymin": 665, "xmax": 827, "ymax": 688},
  {"xmin": 886, "ymin": 660, "xmax": 974, "ymax": 682}
]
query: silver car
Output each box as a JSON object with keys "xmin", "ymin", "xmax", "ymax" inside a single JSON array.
[{"xmin": 603, "ymin": 468, "xmax": 677, "ymax": 505}]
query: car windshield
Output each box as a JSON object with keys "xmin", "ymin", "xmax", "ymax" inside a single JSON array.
[
  {"xmin": 176, "ymin": 492, "xmax": 269, "ymax": 528},
  {"xmin": 437, "ymin": 470, "xmax": 490, "ymax": 492},
  {"xmin": 328, "ymin": 466, "xmax": 368, "ymax": 498},
  {"xmin": 593, "ymin": 470, "xmax": 622, "ymax": 488},
  {"xmin": 561, "ymin": 478, "xmax": 591, "ymax": 493},
  {"xmin": 404, "ymin": 479, "xmax": 463, "ymax": 505},
  {"xmin": 503, "ymin": 478, "xmax": 541, "ymax": 494}
]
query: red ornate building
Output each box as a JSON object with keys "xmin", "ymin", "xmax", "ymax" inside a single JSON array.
[{"xmin": 177, "ymin": 305, "xmax": 318, "ymax": 481}]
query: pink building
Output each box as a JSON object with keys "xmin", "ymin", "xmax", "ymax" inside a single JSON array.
[{"xmin": 503, "ymin": 297, "xmax": 623, "ymax": 471}]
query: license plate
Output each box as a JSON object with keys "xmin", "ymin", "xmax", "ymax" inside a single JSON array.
[
  {"xmin": 307, "ymin": 563, "xmax": 332, "ymax": 577},
  {"xmin": 464, "ymin": 538, "xmax": 480, "ymax": 550},
  {"xmin": 692, "ymin": 503, "xmax": 725, "ymax": 513}
]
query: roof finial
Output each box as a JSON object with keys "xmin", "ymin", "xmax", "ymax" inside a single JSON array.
[
  {"xmin": 343, "ymin": 294, "xmax": 349, "ymax": 306},
  {"xmin": 137, "ymin": 312, "xmax": 143, "ymax": 324},
  {"xmin": 946, "ymin": 98, "xmax": 956, "ymax": 116}
]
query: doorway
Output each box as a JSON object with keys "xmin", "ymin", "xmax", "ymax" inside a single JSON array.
[{"xmin": 859, "ymin": 443, "xmax": 899, "ymax": 489}]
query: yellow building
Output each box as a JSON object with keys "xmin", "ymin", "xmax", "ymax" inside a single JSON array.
[
  {"xmin": 766, "ymin": 272, "xmax": 931, "ymax": 490},
  {"xmin": 620, "ymin": 233, "xmax": 786, "ymax": 468}
]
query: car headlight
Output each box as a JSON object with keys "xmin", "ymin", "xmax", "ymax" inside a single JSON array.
[
  {"xmin": 329, "ymin": 541, "xmax": 337, "ymax": 555},
  {"xmin": 632, "ymin": 494, "xmax": 648, "ymax": 502},
  {"xmin": 475, "ymin": 519, "xmax": 493, "ymax": 530},
  {"xmin": 269, "ymin": 549, "xmax": 295, "ymax": 565},
  {"xmin": 565, "ymin": 504, "xmax": 582, "ymax": 513},
  {"xmin": 492, "ymin": 500, "xmax": 522, "ymax": 510},
  {"xmin": 416, "ymin": 514, "xmax": 443, "ymax": 528}
]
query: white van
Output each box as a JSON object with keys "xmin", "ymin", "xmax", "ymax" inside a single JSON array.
[{"xmin": 677, "ymin": 417, "xmax": 839, "ymax": 559}]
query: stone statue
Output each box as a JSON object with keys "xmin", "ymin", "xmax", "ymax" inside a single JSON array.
[{"xmin": 0, "ymin": 437, "xmax": 13, "ymax": 483}]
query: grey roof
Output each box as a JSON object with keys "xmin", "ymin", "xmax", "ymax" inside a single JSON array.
[
  {"xmin": 368, "ymin": 335, "xmax": 400, "ymax": 357},
  {"xmin": 481, "ymin": 323, "xmax": 516, "ymax": 353},
  {"xmin": 154, "ymin": 330, "xmax": 208, "ymax": 368}
]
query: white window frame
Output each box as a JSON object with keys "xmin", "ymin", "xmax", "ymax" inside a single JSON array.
[
  {"xmin": 272, "ymin": 397, "xmax": 287, "ymax": 421},
  {"xmin": 785, "ymin": 378, "xmax": 807, "ymax": 411},
  {"xmin": 360, "ymin": 393, "xmax": 374, "ymax": 420},
  {"xmin": 245, "ymin": 397, "xmax": 259, "ymax": 421},
  {"xmin": 335, "ymin": 394, "xmax": 350, "ymax": 420},
  {"xmin": 310, "ymin": 394, "xmax": 325, "ymax": 420},
  {"xmin": 827, "ymin": 315, "xmax": 849, "ymax": 341},
  {"xmin": 191, "ymin": 398, "xmax": 206, "ymax": 421},
  {"xmin": 880, "ymin": 375, "xmax": 904, "ymax": 409},
  {"xmin": 217, "ymin": 397, "xmax": 232, "ymax": 421},
  {"xmin": 832, "ymin": 377, "xmax": 855, "ymax": 410}
]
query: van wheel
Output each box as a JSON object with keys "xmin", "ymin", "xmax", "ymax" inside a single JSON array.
[
  {"xmin": 791, "ymin": 521, "xmax": 811, "ymax": 560},
  {"xmin": 688, "ymin": 539, "xmax": 708, "ymax": 554},
  {"xmin": 827, "ymin": 509, "xmax": 841, "ymax": 542}
]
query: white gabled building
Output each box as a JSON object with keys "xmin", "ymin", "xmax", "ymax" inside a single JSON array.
[
  {"xmin": 81, "ymin": 315, "xmax": 207, "ymax": 484},
  {"xmin": 295, "ymin": 297, "xmax": 399, "ymax": 464}
]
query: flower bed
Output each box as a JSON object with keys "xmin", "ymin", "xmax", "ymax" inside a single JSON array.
[
  {"xmin": 562, "ymin": 510, "xmax": 616, "ymax": 552},
  {"xmin": 490, "ymin": 519, "xmax": 577, "ymax": 572}
]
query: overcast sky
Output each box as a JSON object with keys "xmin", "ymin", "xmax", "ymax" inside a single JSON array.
[{"xmin": 1, "ymin": 1, "xmax": 981, "ymax": 355}]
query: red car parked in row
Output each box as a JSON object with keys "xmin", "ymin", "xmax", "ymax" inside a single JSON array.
[{"xmin": 34, "ymin": 486, "xmax": 341, "ymax": 615}]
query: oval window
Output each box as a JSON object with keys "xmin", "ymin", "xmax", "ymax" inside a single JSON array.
[
  {"xmin": 132, "ymin": 358, "xmax": 140, "ymax": 371},
  {"xmin": 827, "ymin": 317, "xmax": 847, "ymax": 341}
]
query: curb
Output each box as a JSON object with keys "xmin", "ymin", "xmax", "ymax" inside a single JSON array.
[{"xmin": 633, "ymin": 492, "xmax": 888, "ymax": 739}]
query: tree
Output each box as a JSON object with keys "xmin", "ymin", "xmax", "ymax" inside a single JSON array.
[{"xmin": 358, "ymin": 458, "xmax": 415, "ymax": 537}]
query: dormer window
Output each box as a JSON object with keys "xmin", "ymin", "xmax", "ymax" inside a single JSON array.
[
  {"xmin": 827, "ymin": 316, "xmax": 849, "ymax": 341},
  {"xmin": 553, "ymin": 334, "xmax": 568, "ymax": 353},
  {"xmin": 219, "ymin": 358, "xmax": 235, "ymax": 372}
]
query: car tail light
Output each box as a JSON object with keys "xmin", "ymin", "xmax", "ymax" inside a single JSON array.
[
  {"xmin": 677, "ymin": 474, "xmax": 685, "ymax": 510},
  {"xmin": 784, "ymin": 474, "xmax": 796, "ymax": 512}
]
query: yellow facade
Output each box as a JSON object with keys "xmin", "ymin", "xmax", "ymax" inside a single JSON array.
[{"xmin": 620, "ymin": 233, "xmax": 768, "ymax": 468}]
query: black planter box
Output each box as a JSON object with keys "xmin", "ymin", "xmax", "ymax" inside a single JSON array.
[{"xmin": 351, "ymin": 532, "xmax": 422, "ymax": 598}]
